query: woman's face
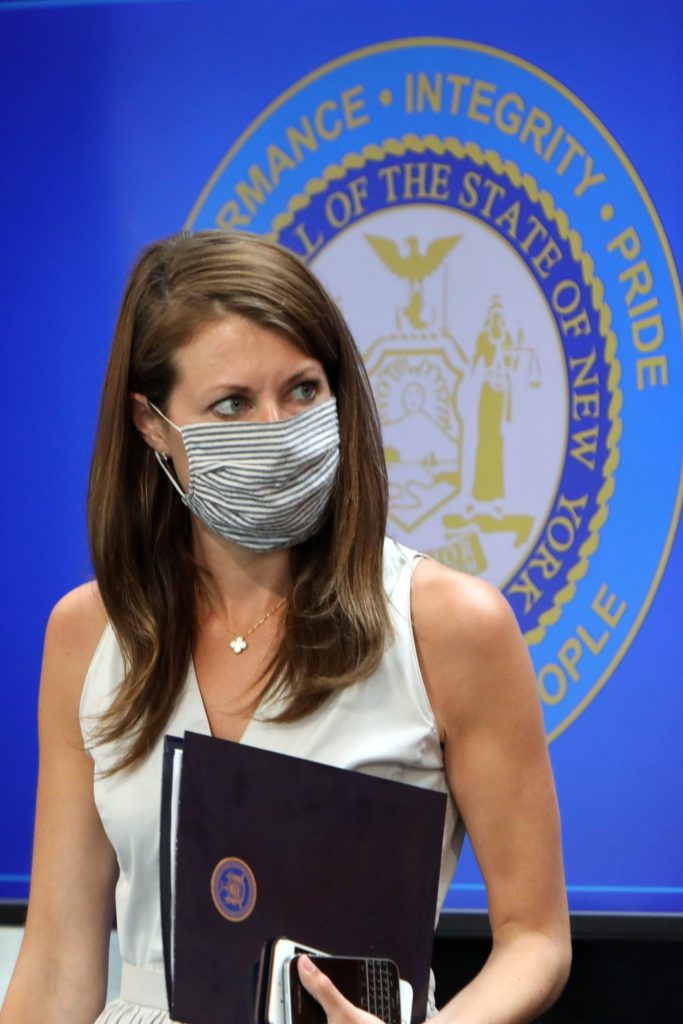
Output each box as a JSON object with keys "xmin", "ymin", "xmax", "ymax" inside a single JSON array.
[{"xmin": 154, "ymin": 314, "xmax": 332, "ymax": 492}]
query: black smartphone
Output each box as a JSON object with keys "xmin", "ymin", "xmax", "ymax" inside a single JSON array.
[{"xmin": 285, "ymin": 954, "xmax": 402, "ymax": 1024}]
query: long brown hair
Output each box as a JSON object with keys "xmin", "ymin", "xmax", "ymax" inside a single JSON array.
[{"xmin": 88, "ymin": 230, "xmax": 391, "ymax": 772}]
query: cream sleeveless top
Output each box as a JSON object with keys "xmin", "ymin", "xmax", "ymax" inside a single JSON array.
[{"xmin": 80, "ymin": 538, "xmax": 465, "ymax": 1022}]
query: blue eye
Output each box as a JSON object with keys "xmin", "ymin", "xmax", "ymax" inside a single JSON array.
[
  {"xmin": 214, "ymin": 395, "xmax": 245, "ymax": 417},
  {"xmin": 292, "ymin": 380, "xmax": 319, "ymax": 402}
]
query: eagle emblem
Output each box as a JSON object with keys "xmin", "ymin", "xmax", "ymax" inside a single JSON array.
[{"xmin": 365, "ymin": 234, "xmax": 462, "ymax": 328}]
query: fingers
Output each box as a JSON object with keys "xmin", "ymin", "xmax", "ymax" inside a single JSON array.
[{"xmin": 296, "ymin": 956, "xmax": 379, "ymax": 1023}]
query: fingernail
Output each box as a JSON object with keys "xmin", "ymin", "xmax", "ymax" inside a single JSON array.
[{"xmin": 299, "ymin": 955, "xmax": 316, "ymax": 975}]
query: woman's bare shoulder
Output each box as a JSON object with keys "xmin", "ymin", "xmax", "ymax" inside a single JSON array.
[
  {"xmin": 41, "ymin": 582, "xmax": 109, "ymax": 721},
  {"xmin": 47, "ymin": 580, "xmax": 108, "ymax": 650},
  {"xmin": 411, "ymin": 556, "xmax": 517, "ymax": 650},
  {"xmin": 410, "ymin": 556, "xmax": 536, "ymax": 739}
]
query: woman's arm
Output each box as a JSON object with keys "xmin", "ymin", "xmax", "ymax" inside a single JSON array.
[
  {"xmin": 411, "ymin": 557, "xmax": 571, "ymax": 1022},
  {"xmin": 297, "ymin": 557, "xmax": 570, "ymax": 1023},
  {"xmin": 1, "ymin": 585, "xmax": 118, "ymax": 1024}
]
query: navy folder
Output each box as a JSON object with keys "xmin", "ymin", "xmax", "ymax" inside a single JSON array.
[{"xmin": 160, "ymin": 730, "xmax": 447, "ymax": 1024}]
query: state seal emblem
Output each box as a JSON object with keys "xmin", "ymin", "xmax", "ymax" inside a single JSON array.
[
  {"xmin": 211, "ymin": 856, "xmax": 257, "ymax": 922},
  {"xmin": 187, "ymin": 39, "xmax": 682, "ymax": 743}
]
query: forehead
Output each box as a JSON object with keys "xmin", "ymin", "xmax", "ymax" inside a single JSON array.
[{"xmin": 172, "ymin": 314, "xmax": 319, "ymax": 385}]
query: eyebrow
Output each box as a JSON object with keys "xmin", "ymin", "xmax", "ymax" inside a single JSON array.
[{"xmin": 207, "ymin": 365, "xmax": 325, "ymax": 396}]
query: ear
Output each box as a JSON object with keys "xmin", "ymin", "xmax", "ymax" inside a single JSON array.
[{"xmin": 129, "ymin": 392, "xmax": 170, "ymax": 454}]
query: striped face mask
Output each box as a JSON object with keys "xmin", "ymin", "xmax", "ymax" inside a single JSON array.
[{"xmin": 152, "ymin": 397, "xmax": 340, "ymax": 551}]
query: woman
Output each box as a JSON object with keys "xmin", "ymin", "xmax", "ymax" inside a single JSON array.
[{"xmin": 1, "ymin": 230, "xmax": 570, "ymax": 1024}]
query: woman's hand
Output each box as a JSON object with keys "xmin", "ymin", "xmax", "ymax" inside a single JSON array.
[{"xmin": 295, "ymin": 956, "xmax": 384, "ymax": 1024}]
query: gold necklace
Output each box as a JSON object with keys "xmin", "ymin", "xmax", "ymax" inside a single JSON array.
[{"xmin": 208, "ymin": 595, "xmax": 287, "ymax": 654}]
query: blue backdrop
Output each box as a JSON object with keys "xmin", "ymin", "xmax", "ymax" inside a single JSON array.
[{"xmin": 1, "ymin": 0, "xmax": 681, "ymax": 919}]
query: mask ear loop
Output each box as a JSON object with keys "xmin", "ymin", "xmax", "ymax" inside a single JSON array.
[
  {"xmin": 148, "ymin": 401, "xmax": 189, "ymax": 500},
  {"xmin": 153, "ymin": 450, "xmax": 189, "ymax": 499}
]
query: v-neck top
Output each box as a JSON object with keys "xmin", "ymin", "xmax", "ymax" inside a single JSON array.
[{"xmin": 79, "ymin": 538, "xmax": 465, "ymax": 1013}]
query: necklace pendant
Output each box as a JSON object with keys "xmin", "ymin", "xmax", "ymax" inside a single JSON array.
[{"xmin": 230, "ymin": 636, "xmax": 248, "ymax": 654}]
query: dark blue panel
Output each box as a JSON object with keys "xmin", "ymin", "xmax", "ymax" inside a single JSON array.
[{"xmin": 1, "ymin": 0, "xmax": 681, "ymax": 918}]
